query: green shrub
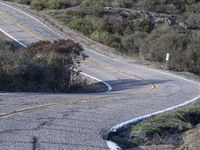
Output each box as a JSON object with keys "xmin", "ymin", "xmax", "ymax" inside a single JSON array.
[
  {"xmin": 187, "ymin": 13, "xmax": 200, "ymax": 29},
  {"xmin": 185, "ymin": 32, "xmax": 200, "ymax": 74},
  {"xmin": 30, "ymin": 0, "xmax": 47, "ymax": 10},
  {"xmin": 90, "ymin": 31, "xmax": 110, "ymax": 44},
  {"xmin": 194, "ymin": 2, "xmax": 200, "ymax": 14},
  {"xmin": 121, "ymin": 32, "xmax": 146, "ymax": 55},
  {"xmin": 106, "ymin": 34, "xmax": 122, "ymax": 50},
  {"xmin": 138, "ymin": 0, "xmax": 155, "ymax": 11},
  {"xmin": 117, "ymin": 0, "xmax": 134, "ymax": 8},
  {"xmin": 47, "ymin": 0, "xmax": 77, "ymax": 9},
  {"xmin": 68, "ymin": 17, "xmax": 94, "ymax": 35},
  {"xmin": 138, "ymin": 0, "xmax": 186, "ymax": 14},
  {"xmin": 140, "ymin": 26, "xmax": 200, "ymax": 74},
  {"xmin": 15, "ymin": 0, "xmax": 32, "ymax": 5},
  {"xmin": 30, "ymin": 0, "xmax": 72, "ymax": 10},
  {"xmin": 47, "ymin": 0, "xmax": 64, "ymax": 9},
  {"xmin": 80, "ymin": 0, "xmax": 105, "ymax": 17}
]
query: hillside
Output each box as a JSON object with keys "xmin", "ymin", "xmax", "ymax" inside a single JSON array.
[
  {"xmin": 4, "ymin": 0, "xmax": 200, "ymax": 76},
  {"xmin": 1, "ymin": 1, "xmax": 200, "ymax": 150}
]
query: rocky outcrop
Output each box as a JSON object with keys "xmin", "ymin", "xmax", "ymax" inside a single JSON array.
[{"xmin": 106, "ymin": 7, "xmax": 200, "ymax": 30}]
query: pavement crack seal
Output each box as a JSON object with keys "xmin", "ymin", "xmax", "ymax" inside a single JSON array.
[
  {"xmin": 34, "ymin": 120, "xmax": 52, "ymax": 130},
  {"xmin": 32, "ymin": 137, "xmax": 39, "ymax": 150}
]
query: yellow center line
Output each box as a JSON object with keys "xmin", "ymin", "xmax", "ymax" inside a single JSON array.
[
  {"xmin": 0, "ymin": 11, "xmax": 157, "ymax": 120},
  {"xmin": 0, "ymin": 73, "xmax": 157, "ymax": 120},
  {"xmin": 0, "ymin": 11, "xmax": 44, "ymax": 41},
  {"xmin": 0, "ymin": 94, "xmax": 126, "ymax": 119},
  {"xmin": 85, "ymin": 59, "xmax": 158, "ymax": 93}
]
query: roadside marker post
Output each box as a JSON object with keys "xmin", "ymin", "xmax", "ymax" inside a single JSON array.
[{"xmin": 166, "ymin": 53, "xmax": 170, "ymax": 68}]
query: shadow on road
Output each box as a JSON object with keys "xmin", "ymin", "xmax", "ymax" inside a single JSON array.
[{"xmin": 73, "ymin": 79, "xmax": 173, "ymax": 93}]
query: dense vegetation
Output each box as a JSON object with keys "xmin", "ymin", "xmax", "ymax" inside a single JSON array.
[
  {"xmin": 0, "ymin": 39, "xmax": 86, "ymax": 92},
  {"xmin": 3, "ymin": 0, "xmax": 200, "ymax": 75},
  {"xmin": 110, "ymin": 100, "xmax": 200, "ymax": 149}
]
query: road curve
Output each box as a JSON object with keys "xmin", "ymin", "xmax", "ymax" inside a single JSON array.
[{"xmin": 0, "ymin": 1, "xmax": 200, "ymax": 150}]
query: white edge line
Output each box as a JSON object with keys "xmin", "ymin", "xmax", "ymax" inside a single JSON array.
[
  {"xmin": 0, "ymin": 14, "xmax": 112, "ymax": 93},
  {"xmin": 1, "ymin": 1, "xmax": 198, "ymax": 85},
  {"xmin": 1, "ymin": 1, "xmax": 193, "ymax": 89},
  {"xmin": 106, "ymin": 141, "xmax": 121, "ymax": 150},
  {"xmin": 80, "ymin": 72, "xmax": 112, "ymax": 92},
  {"xmin": 7, "ymin": 5, "xmax": 200, "ymax": 150},
  {"xmin": 83, "ymin": 23, "xmax": 200, "ymax": 150},
  {"xmin": 0, "ymin": 28, "xmax": 27, "ymax": 47},
  {"xmin": 106, "ymin": 94, "xmax": 200, "ymax": 150},
  {"xmin": 0, "ymin": 1, "xmax": 65, "ymax": 39},
  {"xmin": 0, "ymin": 6, "xmax": 112, "ymax": 92},
  {"xmin": 86, "ymin": 45, "xmax": 200, "ymax": 84},
  {"xmin": 0, "ymin": 1, "xmax": 113, "ymax": 61},
  {"xmin": 1, "ymin": 3, "xmax": 200, "ymax": 149},
  {"xmin": 137, "ymin": 65, "xmax": 199, "ymax": 84}
]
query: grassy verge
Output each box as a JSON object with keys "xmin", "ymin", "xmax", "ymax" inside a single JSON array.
[{"xmin": 111, "ymin": 99, "xmax": 200, "ymax": 149}]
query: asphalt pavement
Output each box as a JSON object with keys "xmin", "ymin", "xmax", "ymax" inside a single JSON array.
[{"xmin": 0, "ymin": 1, "xmax": 200, "ymax": 150}]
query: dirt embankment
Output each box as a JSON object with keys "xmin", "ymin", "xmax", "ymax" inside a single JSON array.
[{"xmin": 179, "ymin": 125, "xmax": 200, "ymax": 150}]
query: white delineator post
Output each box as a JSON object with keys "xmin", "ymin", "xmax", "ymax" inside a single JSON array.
[{"xmin": 166, "ymin": 53, "xmax": 170, "ymax": 68}]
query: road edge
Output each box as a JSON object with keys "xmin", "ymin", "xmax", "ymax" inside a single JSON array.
[
  {"xmin": 0, "ymin": 1, "xmax": 113, "ymax": 93},
  {"xmin": 106, "ymin": 91, "xmax": 200, "ymax": 150},
  {"xmin": 1, "ymin": 2, "xmax": 200, "ymax": 150},
  {"xmin": 0, "ymin": 26, "xmax": 112, "ymax": 92}
]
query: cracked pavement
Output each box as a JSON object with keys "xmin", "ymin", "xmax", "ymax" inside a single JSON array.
[{"xmin": 0, "ymin": 1, "xmax": 200, "ymax": 150}]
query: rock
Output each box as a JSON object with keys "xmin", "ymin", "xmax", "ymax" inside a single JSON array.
[{"xmin": 179, "ymin": 125, "xmax": 200, "ymax": 150}]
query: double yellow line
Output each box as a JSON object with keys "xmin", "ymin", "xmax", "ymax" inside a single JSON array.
[
  {"xmin": 0, "ymin": 10, "xmax": 158, "ymax": 120},
  {"xmin": 0, "ymin": 11, "xmax": 43, "ymax": 41},
  {"xmin": 85, "ymin": 59, "xmax": 158, "ymax": 93}
]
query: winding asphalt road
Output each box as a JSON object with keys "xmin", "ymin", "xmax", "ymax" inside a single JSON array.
[{"xmin": 0, "ymin": 1, "xmax": 200, "ymax": 150}]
